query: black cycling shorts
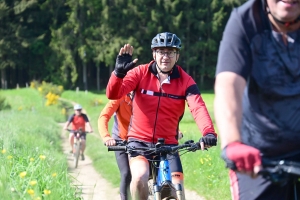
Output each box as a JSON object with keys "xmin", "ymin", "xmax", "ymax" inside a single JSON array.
[
  {"xmin": 230, "ymin": 170, "xmax": 300, "ymax": 200},
  {"xmin": 70, "ymin": 132, "xmax": 86, "ymax": 140},
  {"xmin": 127, "ymin": 139, "xmax": 183, "ymax": 173}
]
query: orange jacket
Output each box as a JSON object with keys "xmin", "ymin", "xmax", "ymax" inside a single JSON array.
[{"xmin": 98, "ymin": 94, "xmax": 132, "ymax": 142}]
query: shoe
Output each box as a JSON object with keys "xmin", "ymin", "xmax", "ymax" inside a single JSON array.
[{"xmin": 81, "ymin": 154, "xmax": 85, "ymax": 161}]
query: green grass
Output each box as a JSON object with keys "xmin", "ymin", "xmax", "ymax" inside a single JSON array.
[
  {"xmin": 0, "ymin": 88, "xmax": 81, "ymax": 199},
  {"xmin": 61, "ymin": 90, "xmax": 231, "ymax": 200}
]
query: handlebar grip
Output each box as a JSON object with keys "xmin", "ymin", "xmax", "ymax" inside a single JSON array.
[{"xmin": 108, "ymin": 146, "xmax": 127, "ymax": 151}]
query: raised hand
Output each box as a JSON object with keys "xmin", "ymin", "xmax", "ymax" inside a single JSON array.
[{"xmin": 114, "ymin": 44, "xmax": 138, "ymax": 78}]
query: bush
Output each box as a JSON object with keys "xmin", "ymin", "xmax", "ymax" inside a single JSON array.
[
  {"xmin": 0, "ymin": 95, "xmax": 11, "ymax": 111},
  {"xmin": 30, "ymin": 80, "xmax": 64, "ymax": 106}
]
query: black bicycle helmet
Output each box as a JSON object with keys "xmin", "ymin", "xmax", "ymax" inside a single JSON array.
[{"xmin": 151, "ymin": 32, "xmax": 181, "ymax": 50}]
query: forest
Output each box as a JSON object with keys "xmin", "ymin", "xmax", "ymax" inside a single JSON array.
[{"xmin": 0, "ymin": 0, "xmax": 245, "ymax": 91}]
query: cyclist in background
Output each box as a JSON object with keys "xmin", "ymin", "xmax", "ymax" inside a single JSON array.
[
  {"xmin": 98, "ymin": 92, "xmax": 133, "ymax": 200},
  {"xmin": 63, "ymin": 104, "xmax": 93, "ymax": 160},
  {"xmin": 106, "ymin": 32, "xmax": 217, "ymax": 200},
  {"xmin": 214, "ymin": 0, "xmax": 300, "ymax": 199}
]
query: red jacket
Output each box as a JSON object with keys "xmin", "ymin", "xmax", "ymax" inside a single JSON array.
[{"xmin": 106, "ymin": 61, "xmax": 216, "ymax": 144}]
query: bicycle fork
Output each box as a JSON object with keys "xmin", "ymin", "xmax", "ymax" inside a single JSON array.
[{"xmin": 153, "ymin": 157, "xmax": 184, "ymax": 200}]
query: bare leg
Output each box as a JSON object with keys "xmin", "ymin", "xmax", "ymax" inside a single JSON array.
[
  {"xmin": 129, "ymin": 156, "xmax": 150, "ymax": 200},
  {"xmin": 69, "ymin": 133, "xmax": 74, "ymax": 153}
]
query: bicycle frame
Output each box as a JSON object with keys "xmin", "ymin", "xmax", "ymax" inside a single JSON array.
[
  {"xmin": 150, "ymin": 153, "xmax": 183, "ymax": 200},
  {"xmin": 107, "ymin": 138, "xmax": 199, "ymax": 200},
  {"xmin": 73, "ymin": 133, "xmax": 82, "ymax": 168},
  {"xmin": 67, "ymin": 129, "xmax": 86, "ymax": 168}
]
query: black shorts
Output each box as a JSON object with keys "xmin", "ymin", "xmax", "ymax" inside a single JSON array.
[
  {"xmin": 127, "ymin": 139, "xmax": 183, "ymax": 173},
  {"xmin": 230, "ymin": 168, "xmax": 300, "ymax": 200},
  {"xmin": 70, "ymin": 132, "xmax": 86, "ymax": 140}
]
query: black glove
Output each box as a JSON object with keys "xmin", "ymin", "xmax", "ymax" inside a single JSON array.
[
  {"xmin": 114, "ymin": 54, "xmax": 136, "ymax": 78},
  {"xmin": 200, "ymin": 133, "xmax": 217, "ymax": 146}
]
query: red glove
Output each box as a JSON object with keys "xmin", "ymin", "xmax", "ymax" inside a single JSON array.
[{"xmin": 221, "ymin": 141, "xmax": 261, "ymax": 171}]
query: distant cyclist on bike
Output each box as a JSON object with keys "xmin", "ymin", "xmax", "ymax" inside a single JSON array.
[
  {"xmin": 215, "ymin": 0, "xmax": 300, "ymax": 199},
  {"xmin": 98, "ymin": 92, "xmax": 134, "ymax": 200},
  {"xmin": 106, "ymin": 32, "xmax": 217, "ymax": 200},
  {"xmin": 63, "ymin": 104, "xmax": 93, "ymax": 160}
]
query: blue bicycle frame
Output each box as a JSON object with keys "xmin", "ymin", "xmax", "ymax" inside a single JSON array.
[
  {"xmin": 107, "ymin": 138, "xmax": 198, "ymax": 200},
  {"xmin": 150, "ymin": 139, "xmax": 184, "ymax": 200}
]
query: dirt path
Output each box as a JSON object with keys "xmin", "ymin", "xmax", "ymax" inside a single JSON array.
[
  {"xmin": 60, "ymin": 123, "xmax": 120, "ymax": 200},
  {"xmin": 59, "ymin": 98, "xmax": 205, "ymax": 200}
]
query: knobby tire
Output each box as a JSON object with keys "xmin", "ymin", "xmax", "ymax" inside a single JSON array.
[{"xmin": 74, "ymin": 140, "xmax": 81, "ymax": 168}]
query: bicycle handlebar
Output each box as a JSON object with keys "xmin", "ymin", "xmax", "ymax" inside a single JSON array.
[
  {"xmin": 107, "ymin": 140, "xmax": 200, "ymax": 155},
  {"xmin": 108, "ymin": 146, "xmax": 127, "ymax": 151},
  {"xmin": 66, "ymin": 129, "xmax": 91, "ymax": 134}
]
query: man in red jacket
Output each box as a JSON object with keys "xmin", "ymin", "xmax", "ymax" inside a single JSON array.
[{"xmin": 106, "ymin": 32, "xmax": 217, "ymax": 200}]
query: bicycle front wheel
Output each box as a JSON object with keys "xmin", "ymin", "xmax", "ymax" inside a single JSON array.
[
  {"xmin": 73, "ymin": 141, "xmax": 81, "ymax": 168},
  {"xmin": 148, "ymin": 178, "xmax": 154, "ymax": 200}
]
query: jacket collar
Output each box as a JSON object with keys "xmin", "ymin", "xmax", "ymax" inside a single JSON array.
[{"xmin": 149, "ymin": 61, "xmax": 180, "ymax": 79}]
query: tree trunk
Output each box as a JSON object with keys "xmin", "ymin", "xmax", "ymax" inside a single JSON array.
[
  {"xmin": 1, "ymin": 68, "xmax": 6, "ymax": 89},
  {"xmin": 97, "ymin": 66, "xmax": 100, "ymax": 91},
  {"xmin": 83, "ymin": 62, "xmax": 87, "ymax": 90},
  {"xmin": 109, "ymin": 65, "xmax": 113, "ymax": 74},
  {"xmin": 200, "ymin": 50, "xmax": 205, "ymax": 87}
]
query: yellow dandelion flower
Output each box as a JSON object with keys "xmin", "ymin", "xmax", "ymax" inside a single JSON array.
[
  {"xmin": 52, "ymin": 173, "xmax": 57, "ymax": 177},
  {"xmin": 44, "ymin": 189, "xmax": 51, "ymax": 195},
  {"xmin": 29, "ymin": 180, "xmax": 37, "ymax": 186},
  {"xmin": 45, "ymin": 92, "xmax": 52, "ymax": 99},
  {"xmin": 30, "ymin": 157, "xmax": 34, "ymax": 162},
  {"xmin": 18, "ymin": 106, "xmax": 23, "ymax": 111},
  {"xmin": 20, "ymin": 171, "xmax": 27, "ymax": 178},
  {"xmin": 27, "ymin": 189, "xmax": 34, "ymax": 195},
  {"xmin": 7, "ymin": 155, "xmax": 13, "ymax": 159},
  {"xmin": 34, "ymin": 197, "xmax": 41, "ymax": 200},
  {"xmin": 39, "ymin": 155, "xmax": 46, "ymax": 160},
  {"xmin": 38, "ymin": 87, "xmax": 43, "ymax": 92},
  {"xmin": 1, "ymin": 149, "xmax": 6, "ymax": 154},
  {"xmin": 200, "ymin": 158, "xmax": 204, "ymax": 164}
]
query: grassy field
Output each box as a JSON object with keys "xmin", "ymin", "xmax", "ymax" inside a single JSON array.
[
  {"xmin": 0, "ymin": 89, "xmax": 81, "ymax": 199},
  {"xmin": 1, "ymin": 88, "xmax": 231, "ymax": 200},
  {"xmin": 61, "ymin": 90, "xmax": 231, "ymax": 200}
]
